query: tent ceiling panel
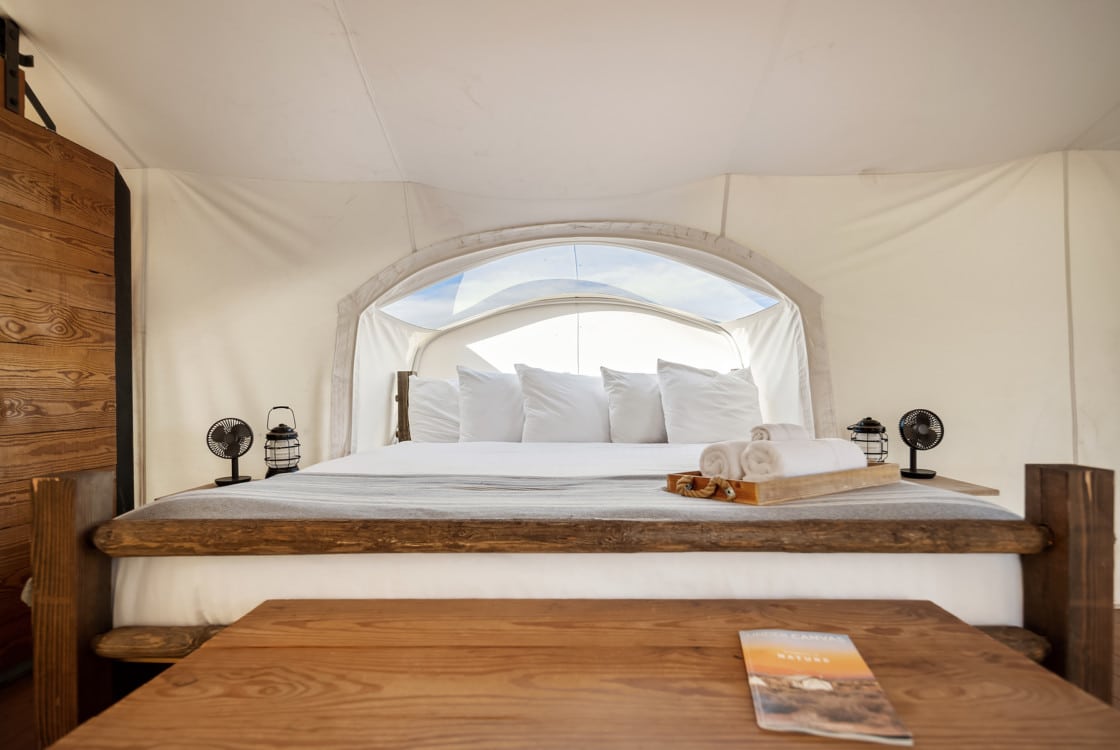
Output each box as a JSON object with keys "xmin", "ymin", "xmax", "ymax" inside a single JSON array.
[
  {"xmin": 3, "ymin": 0, "xmax": 401, "ymax": 181},
  {"xmin": 2, "ymin": 0, "xmax": 1119, "ymax": 196}
]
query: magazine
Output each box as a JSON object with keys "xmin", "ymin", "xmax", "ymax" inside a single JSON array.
[{"xmin": 739, "ymin": 629, "xmax": 913, "ymax": 746}]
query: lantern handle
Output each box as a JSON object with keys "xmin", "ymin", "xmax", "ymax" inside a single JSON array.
[{"xmin": 267, "ymin": 406, "xmax": 296, "ymax": 430}]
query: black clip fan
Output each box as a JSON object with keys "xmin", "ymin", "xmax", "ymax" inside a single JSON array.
[
  {"xmin": 898, "ymin": 409, "xmax": 943, "ymax": 479},
  {"xmin": 206, "ymin": 417, "xmax": 254, "ymax": 485}
]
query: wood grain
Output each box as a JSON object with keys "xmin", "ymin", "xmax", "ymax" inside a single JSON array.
[
  {"xmin": 1022, "ymin": 464, "xmax": 1114, "ymax": 704},
  {"xmin": 976, "ymin": 625, "xmax": 1050, "ymax": 663},
  {"xmin": 0, "ymin": 240, "xmax": 115, "ymax": 313},
  {"xmin": 668, "ymin": 463, "xmax": 901, "ymax": 505},
  {"xmin": 91, "ymin": 605, "xmax": 1049, "ymax": 665},
  {"xmin": 0, "ymin": 101, "xmax": 114, "ymax": 193},
  {"xmin": 0, "ymin": 427, "xmax": 115, "ymax": 481},
  {"xmin": 0, "ymin": 343, "xmax": 115, "ymax": 388},
  {"xmin": 0, "ymin": 298, "xmax": 115, "ymax": 345},
  {"xmin": 0, "ymin": 104, "xmax": 121, "ymax": 688},
  {"xmin": 0, "ymin": 117, "xmax": 114, "ymax": 238},
  {"xmin": 30, "ymin": 471, "xmax": 115, "ymax": 748},
  {"xmin": 49, "ymin": 599, "xmax": 1120, "ymax": 750},
  {"xmin": 919, "ymin": 474, "xmax": 1000, "ymax": 496},
  {"xmin": 0, "ymin": 524, "xmax": 30, "ymax": 584},
  {"xmin": 93, "ymin": 626, "xmax": 226, "ymax": 661},
  {"xmin": 0, "ymin": 199, "xmax": 113, "ymax": 275},
  {"xmin": 1, "ymin": 386, "xmax": 115, "ymax": 435},
  {"xmin": 91, "ymin": 516, "xmax": 1051, "ymax": 556},
  {"xmin": 395, "ymin": 370, "xmax": 412, "ymax": 441},
  {"xmin": 0, "ymin": 480, "xmax": 30, "ymax": 528}
]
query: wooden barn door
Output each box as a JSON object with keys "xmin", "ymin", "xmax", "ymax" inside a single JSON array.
[{"xmin": 0, "ymin": 105, "xmax": 129, "ymax": 677}]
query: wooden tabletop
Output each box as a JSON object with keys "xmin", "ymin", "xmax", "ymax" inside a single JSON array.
[{"xmin": 52, "ymin": 599, "xmax": 1119, "ymax": 749}]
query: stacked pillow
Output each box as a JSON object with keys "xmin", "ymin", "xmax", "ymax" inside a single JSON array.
[{"xmin": 405, "ymin": 359, "xmax": 764, "ymax": 444}]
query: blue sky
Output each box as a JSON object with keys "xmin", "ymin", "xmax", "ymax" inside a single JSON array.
[{"xmin": 382, "ymin": 244, "xmax": 777, "ymax": 329}]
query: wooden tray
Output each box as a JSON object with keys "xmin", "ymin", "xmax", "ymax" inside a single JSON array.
[{"xmin": 666, "ymin": 463, "xmax": 900, "ymax": 506}]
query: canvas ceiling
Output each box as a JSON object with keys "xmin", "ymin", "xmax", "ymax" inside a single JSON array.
[
  {"xmin": 3, "ymin": 0, "xmax": 1120, "ymax": 196},
  {"xmin": 2, "ymin": 2, "xmax": 1118, "ymax": 598}
]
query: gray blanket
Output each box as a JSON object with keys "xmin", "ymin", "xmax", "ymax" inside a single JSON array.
[{"xmin": 121, "ymin": 473, "xmax": 1021, "ymax": 523}]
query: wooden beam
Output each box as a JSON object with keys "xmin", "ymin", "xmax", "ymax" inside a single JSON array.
[
  {"xmin": 93, "ymin": 517, "xmax": 1051, "ymax": 556},
  {"xmin": 85, "ymin": 621, "xmax": 1052, "ymax": 666},
  {"xmin": 1022, "ymin": 464, "xmax": 1114, "ymax": 704},
  {"xmin": 30, "ymin": 470, "xmax": 114, "ymax": 748},
  {"xmin": 92, "ymin": 625, "xmax": 225, "ymax": 662},
  {"xmin": 976, "ymin": 625, "xmax": 1050, "ymax": 664},
  {"xmin": 395, "ymin": 370, "xmax": 413, "ymax": 442}
]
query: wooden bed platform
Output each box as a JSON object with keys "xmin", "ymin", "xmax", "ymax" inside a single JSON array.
[{"xmin": 28, "ymin": 464, "xmax": 1114, "ymax": 747}]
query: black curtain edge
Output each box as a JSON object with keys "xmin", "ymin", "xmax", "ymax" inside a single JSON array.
[{"xmin": 114, "ymin": 169, "xmax": 134, "ymax": 514}]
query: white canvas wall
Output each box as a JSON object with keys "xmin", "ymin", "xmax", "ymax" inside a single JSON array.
[
  {"xmin": 127, "ymin": 155, "xmax": 1119, "ymax": 599},
  {"xmin": 724, "ymin": 155, "xmax": 1074, "ymax": 505},
  {"xmin": 128, "ymin": 170, "xmax": 412, "ymax": 500}
]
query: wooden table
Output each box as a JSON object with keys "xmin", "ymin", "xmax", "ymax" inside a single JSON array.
[{"xmin": 52, "ymin": 599, "xmax": 1119, "ymax": 749}]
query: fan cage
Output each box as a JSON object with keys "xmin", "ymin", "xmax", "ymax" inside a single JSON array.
[
  {"xmin": 898, "ymin": 409, "xmax": 943, "ymax": 451},
  {"xmin": 206, "ymin": 418, "xmax": 254, "ymax": 459}
]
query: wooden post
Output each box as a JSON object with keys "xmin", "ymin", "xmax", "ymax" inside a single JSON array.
[
  {"xmin": 1021, "ymin": 464, "xmax": 1114, "ymax": 704},
  {"xmin": 30, "ymin": 470, "xmax": 115, "ymax": 748},
  {"xmin": 395, "ymin": 370, "xmax": 414, "ymax": 442}
]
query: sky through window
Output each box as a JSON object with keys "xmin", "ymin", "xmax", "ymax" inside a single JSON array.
[{"xmin": 381, "ymin": 244, "xmax": 778, "ymax": 329}]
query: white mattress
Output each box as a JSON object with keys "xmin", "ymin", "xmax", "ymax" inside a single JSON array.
[
  {"xmin": 115, "ymin": 443, "xmax": 1023, "ymax": 627},
  {"xmin": 302, "ymin": 441, "xmax": 708, "ymax": 477}
]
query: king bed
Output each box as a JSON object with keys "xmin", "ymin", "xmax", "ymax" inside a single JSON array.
[{"xmin": 29, "ymin": 371, "xmax": 1115, "ymax": 745}]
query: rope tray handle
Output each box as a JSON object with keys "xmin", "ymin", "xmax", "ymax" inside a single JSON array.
[{"xmin": 675, "ymin": 475, "xmax": 737, "ymax": 501}]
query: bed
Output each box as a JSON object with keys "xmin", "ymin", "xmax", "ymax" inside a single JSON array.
[{"xmin": 29, "ymin": 370, "xmax": 1115, "ymax": 745}]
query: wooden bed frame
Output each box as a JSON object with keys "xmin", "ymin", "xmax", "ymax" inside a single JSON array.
[{"xmin": 29, "ymin": 459, "xmax": 1115, "ymax": 745}]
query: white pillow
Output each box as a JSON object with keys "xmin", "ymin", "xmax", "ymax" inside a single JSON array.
[
  {"xmin": 657, "ymin": 359, "xmax": 762, "ymax": 443},
  {"xmin": 515, "ymin": 364, "xmax": 611, "ymax": 442},
  {"xmin": 457, "ymin": 366, "xmax": 524, "ymax": 442},
  {"xmin": 599, "ymin": 367, "xmax": 667, "ymax": 443},
  {"xmin": 406, "ymin": 375, "xmax": 459, "ymax": 442}
]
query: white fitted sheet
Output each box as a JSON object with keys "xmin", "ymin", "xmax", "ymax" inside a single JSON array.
[
  {"xmin": 115, "ymin": 443, "xmax": 1024, "ymax": 627},
  {"xmin": 302, "ymin": 441, "xmax": 708, "ymax": 477}
]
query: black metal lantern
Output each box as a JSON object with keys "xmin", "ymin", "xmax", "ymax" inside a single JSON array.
[
  {"xmin": 264, "ymin": 406, "xmax": 301, "ymax": 477},
  {"xmin": 847, "ymin": 416, "xmax": 888, "ymax": 464}
]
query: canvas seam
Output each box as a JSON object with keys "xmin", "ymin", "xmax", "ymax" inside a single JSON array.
[{"xmin": 1062, "ymin": 151, "xmax": 1079, "ymax": 463}]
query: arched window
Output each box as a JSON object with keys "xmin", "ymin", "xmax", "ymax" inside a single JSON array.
[{"xmin": 331, "ymin": 223, "xmax": 833, "ymax": 455}]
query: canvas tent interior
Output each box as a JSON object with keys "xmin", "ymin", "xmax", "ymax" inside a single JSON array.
[{"xmin": 1, "ymin": 0, "xmax": 1118, "ymax": 599}]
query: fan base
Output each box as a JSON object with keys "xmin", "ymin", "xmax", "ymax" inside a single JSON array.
[
  {"xmin": 901, "ymin": 468, "xmax": 937, "ymax": 479},
  {"xmin": 215, "ymin": 475, "xmax": 252, "ymax": 486}
]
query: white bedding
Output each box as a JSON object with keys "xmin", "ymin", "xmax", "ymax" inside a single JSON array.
[
  {"xmin": 302, "ymin": 441, "xmax": 707, "ymax": 477},
  {"xmin": 114, "ymin": 443, "xmax": 1023, "ymax": 627}
]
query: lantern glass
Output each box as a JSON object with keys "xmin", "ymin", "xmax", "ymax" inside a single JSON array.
[
  {"xmin": 847, "ymin": 417, "xmax": 889, "ymax": 464},
  {"xmin": 265, "ymin": 406, "xmax": 301, "ymax": 477},
  {"xmin": 264, "ymin": 436, "xmax": 301, "ymax": 469}
]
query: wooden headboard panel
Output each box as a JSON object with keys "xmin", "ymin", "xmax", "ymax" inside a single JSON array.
[{"xmin": 395, "ymin": 371, "xmax": 414, "ymax": 442}]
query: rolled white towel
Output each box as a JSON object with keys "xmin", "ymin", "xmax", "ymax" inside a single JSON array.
[
  {"xmin": 699, "ymin": 440, "xmax": 752, "ymax": 480},
  {"xmin": 740, "ymin": 438, "xmax": 866, "ymax": 481},
  {"xmin": 750, "ymin": 423, "xmax": 812, "ymax": 442}
]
